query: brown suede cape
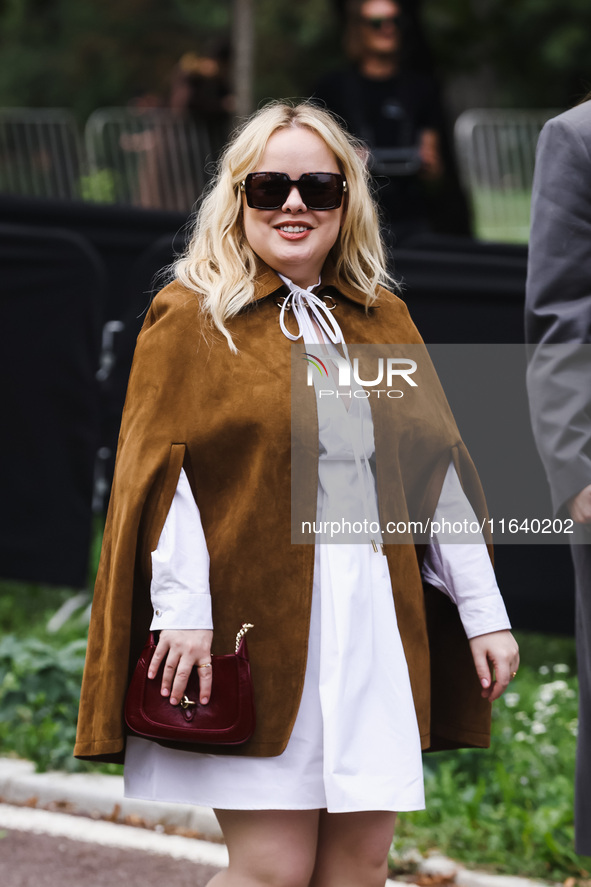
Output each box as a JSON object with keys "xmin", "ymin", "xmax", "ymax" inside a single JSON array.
[{"xmin": 74, "ymin": 259, "xmax": 494, "ymax": 764}]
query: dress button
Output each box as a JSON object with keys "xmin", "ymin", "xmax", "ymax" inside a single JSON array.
[{"xmin": 155, "ymin": 609, "xmax": 162, "ymax": 616}]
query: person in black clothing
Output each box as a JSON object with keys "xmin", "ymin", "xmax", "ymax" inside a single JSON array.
[{"xmin": 315, "ymin": 0, "xmax": 446, "ymax": 243}]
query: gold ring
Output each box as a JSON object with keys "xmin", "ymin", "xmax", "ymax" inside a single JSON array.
[
  {"xmin": 511, "ymin": 671, "xmax": 518, "ymax": 679},
  {"xmin": 197, "ymin": 662, "xmax": 212, "ymax": 669}
]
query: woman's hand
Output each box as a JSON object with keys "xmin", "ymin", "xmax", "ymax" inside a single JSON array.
[
  {"xmin": 567, "ymin": 483, "xmax": 591, "ymax": 523},
  {"xmin": 148, "ymin": 629, "xmax": 213, "ymax": 706},
  {"xmin": 469, "ymin": 629, "xmax": 520, "ymax": 702}
]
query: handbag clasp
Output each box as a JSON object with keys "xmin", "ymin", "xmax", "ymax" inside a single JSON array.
[{"xmin": 180, "ymin": 695, "xmax": 197, "ymax": 709}]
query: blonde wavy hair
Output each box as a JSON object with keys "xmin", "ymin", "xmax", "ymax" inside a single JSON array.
[{"xmin": 174, "ymin": 100, "xmax": 393, "ymax": 351}]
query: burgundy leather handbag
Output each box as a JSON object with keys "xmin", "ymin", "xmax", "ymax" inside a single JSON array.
[{"xmin": 124, "ymin": 623, "xmax": 255, "ymax": 745}]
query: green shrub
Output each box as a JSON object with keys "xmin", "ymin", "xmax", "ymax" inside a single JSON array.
[
  {"xmin": 0, "ymin": 631, "xmax": 121, "ymax": 775},
  {"xmin": 0, "ymin": 568, "xmax": 120, "ymax": 775},
  {"xmin": 392, "ymin": 633, "xmax": 591, "ymax": 880},
  {"xmin": 78, "ymin": 169, "xmax": 118, "ymax": 203},
  {"xmin": 0, "ymin": 634, "xmax": 86, "ymax": 771}
]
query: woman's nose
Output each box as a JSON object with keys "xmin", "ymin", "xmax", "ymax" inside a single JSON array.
[{"xmin": 281, "ymin": 184, "xmax": 306, "ymax": 213}]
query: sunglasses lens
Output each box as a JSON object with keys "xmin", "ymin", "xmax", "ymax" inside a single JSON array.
[
  {"xmin": 244, "ymin": 173, "xmax": 344, "ymax": 210},
  {"xmin": 245, "ymin": 173, "xmax": 289, "ymax": 209},
  {"xmin": 299, "ymin": 174, "xmax": 343, "ymax": 209}
]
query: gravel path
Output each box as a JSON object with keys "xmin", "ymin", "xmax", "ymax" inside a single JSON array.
[{"xmin": 1, "ymin": 828, "xmax": 222, "ymax": 887}]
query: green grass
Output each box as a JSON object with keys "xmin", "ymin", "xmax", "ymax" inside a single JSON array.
[{"xmin": 470, "ymin": 187, "xmax": 532, "ymax": 244}]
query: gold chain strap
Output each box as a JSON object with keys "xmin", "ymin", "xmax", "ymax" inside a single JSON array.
[{"xmin": 235, "ymin": 622, "xmax": 254, "ymax": 653}]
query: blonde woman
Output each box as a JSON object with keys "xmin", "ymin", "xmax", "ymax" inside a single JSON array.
[{"xmin": 75, "ymin": 102, "xmax": 518, "ymax": 887}]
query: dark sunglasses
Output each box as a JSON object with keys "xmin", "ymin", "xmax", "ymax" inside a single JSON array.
[
  {"xmin": 362, "ymin": 15, "xmax": 403, "ymax": 29},
  {"xmin": 241, "ymin": 172, "xmax": 347, "ymax": 210}
]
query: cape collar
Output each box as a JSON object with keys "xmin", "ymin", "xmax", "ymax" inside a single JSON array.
[{"xmin": 251, "ymin": 256, "xmax": 371, "ymax": 308}]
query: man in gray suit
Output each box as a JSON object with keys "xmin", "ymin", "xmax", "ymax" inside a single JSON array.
[{"xmin": 526, "ymin": 99, "xmax": 591, "ymax": 855}]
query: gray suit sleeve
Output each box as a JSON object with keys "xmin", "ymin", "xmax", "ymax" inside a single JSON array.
[{"xmin": 525, "ymin": 110, "xmax": 591, "ymax": 514}]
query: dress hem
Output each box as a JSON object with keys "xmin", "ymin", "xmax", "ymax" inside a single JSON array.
[{"xmin": 122, "ymin": 788, "xmax": 426, "ymax": 813}]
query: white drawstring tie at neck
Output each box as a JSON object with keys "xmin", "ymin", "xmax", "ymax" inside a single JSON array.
[{"xmin": 277, "ymin": 275, "xmax": 345, "ymax": 345}]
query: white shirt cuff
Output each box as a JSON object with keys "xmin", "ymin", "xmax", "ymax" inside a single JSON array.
[
  {"xmin": 422, "ymin": 461, "xmax": 512, "ymax": 639},
  {"xmin": 454, "ymin": 595, "xmax": 512, "ymax": 640},
  {"xmin": 150, "ymin": 591, "xmax": 213, "ymax": 631}
]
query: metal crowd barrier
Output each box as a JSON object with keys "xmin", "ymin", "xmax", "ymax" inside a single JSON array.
[
  {"xmin": 0, "ymin": 105, "xmax": 566, "ymax": 242},
  {"xmin": 84, "ymin": 108, "xmax": 214, "ymax": 211},
  {"xmin": 0, "ymin": 108, "xmax": 85, "ymax": 200},
  {"xmin": 454, "ymin": 108, "xmax": 560, "ymax": 243}
]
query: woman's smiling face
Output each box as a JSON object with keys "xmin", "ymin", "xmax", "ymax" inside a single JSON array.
[{"xmin": 242, "ymin": 126, "xmax": 345, "ymax": 288}]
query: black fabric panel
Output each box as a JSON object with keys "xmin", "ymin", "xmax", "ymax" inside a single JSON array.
[
  {"xmin": 0, "ymin": 195, "xmax": 188, "ymax": 519},
  {"xmin": 0, "ymin": 194, "xmax": 188, "ymax": 321},
  {"xmin": 391, "ymin": 243, "xmax": 528, "ymax": 343},
  {"xmin": 0, "ymin": 222, "xmax": 105, "ymax": 586}
]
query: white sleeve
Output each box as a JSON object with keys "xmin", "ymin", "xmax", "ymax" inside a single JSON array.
[
  {"xmin": 421, "ymin": 461, "xmax": 512, "ymax": 640},
  {"xmin": 149, "ymin": 467, "xmax": 213, "ymax": 631}
]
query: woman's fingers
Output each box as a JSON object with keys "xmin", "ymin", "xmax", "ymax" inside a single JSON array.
[
  {"xmin": 469, "ymin": 630, "xmax": 520, "ymax": 702},
  {"xmin": 469, "ymin": 640, "xmax": 493, "ymax": 697},
  {"xmin": 487, "ymin": 656, "xmax": 512, "ymax": 702},
  {"xmin": 148, "ymin": 633, "xmax": 172, "ymax": 684},
  {"xmin": 196, "ymin": 661, "xmax": 213, "ymax": 705},
  {"xmin": 147, "ymin": 629, "xmax": 213, "ymax": 706}
]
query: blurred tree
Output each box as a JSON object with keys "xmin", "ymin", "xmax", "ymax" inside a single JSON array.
[
  {"xmin": 0, "ymin": 0, "xmax": 588, "ymax": 120},
  {"xmin": 253, "ymin": 0, "xmax": 341, "ymax": 104},
  {"xmin": 0, "ymin": 0, "xmax": 340, "ymax": 120},
  {"xmin": 423, "ymin": 0, "xmax": 591, "ymax": 108},
  {"xmin": 0, "ymin": 0, "xmax": 231, "ymax": 120}
]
